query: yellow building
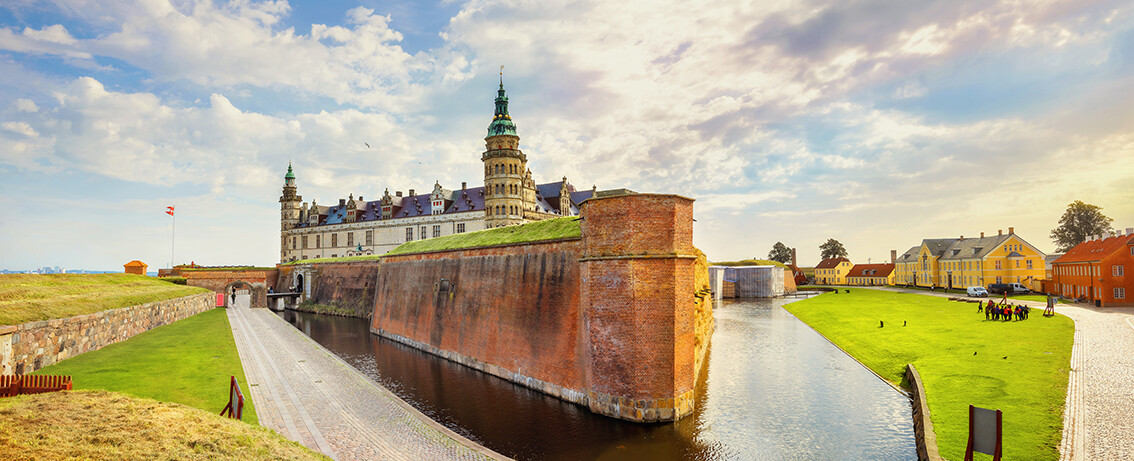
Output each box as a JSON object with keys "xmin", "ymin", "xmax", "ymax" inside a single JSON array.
[
  {"xmin": 893, "ymin": 227, "xmax": 1046, "ymax": 289},
  {"xmin": 815, "ymin": 257, "xmax": 853, "ymax": 285},
  {"xmin": 847, "ymin": 263, "xmax": 895, "ymax": 286}
]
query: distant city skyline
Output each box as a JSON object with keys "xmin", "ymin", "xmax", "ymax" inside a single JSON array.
[{"xmin": 1, "ymin": 1, "xmax": 1132, "ymax": 271}]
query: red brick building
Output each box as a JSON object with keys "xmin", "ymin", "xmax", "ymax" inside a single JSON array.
[
  {"xmin": 1051, "ymin": 230, "xmax": 1134, "ymax": 307},
  {"xmin": 123, "ymin": 260, "xmax": 147, "ymax": 276}
]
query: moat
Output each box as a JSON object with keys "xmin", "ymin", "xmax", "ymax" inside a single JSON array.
[{"xmin": 278, "ymin": 296, "xmax": 917, "ymax": 460}]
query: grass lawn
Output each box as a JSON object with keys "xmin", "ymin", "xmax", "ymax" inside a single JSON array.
[
  {"xmin": 387, "ymin": 215, "xmax": 581, "ymax": 255},
  {"xmin": 0, "ymin": 390, "xmax": 324, "ymax": 460},
  {"xmin": 1011, "ymin": 294, "xmax": 1065, "ymax": 304},
  {"xmin": 33, "ymin": 308, "xmax": 258, "ymax": 425},
  {"xmin": 784, "ymin": 289, "xmax": 1073, "ymax": 461},
  {"xmin": 0, "ymin": 273, "xmax": 208, "ymax": 325},
  {"xmin": 283, "ymin": 254, "xmax": 384, "ymax": 265}
]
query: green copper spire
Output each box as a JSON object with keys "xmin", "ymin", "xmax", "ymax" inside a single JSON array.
[
  {"xmin": 487, "ymin": 71, "xmax": 518, "ymax": 137},
  {"xmin": 285, "ymin": 162, "xmax": 295, "ymax": 180}
]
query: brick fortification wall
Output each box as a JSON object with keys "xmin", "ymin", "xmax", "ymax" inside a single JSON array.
[
  {"xmin": 371, "ymin": 193, "xmax": 701, "ymax": 422},
  {"xmin": 580, "ymin": 194, "xmax": 698, "ymax": 421},
  {"xmin": 0, "ymin": 293, "xmax": 213, "ymax": 375},
  {"xmin": 277, "ymin": 263, "xmax": 380, "ymax": 318}
]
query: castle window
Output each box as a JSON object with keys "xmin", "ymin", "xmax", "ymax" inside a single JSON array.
[
  {"xmin": 316, "ymin": 236, "xmax": 321, "ymax": 248},
  {"xmin": 494, "ymin": 164, "xmax": 500, "ymax": 174},
  {"xmin": 365, "ymin": 230, "xmax": 373, "ymax": 246},
  {"xmin": 302, "ymin": 236, "xmax": 308, "ymax": 249},
  {"xmin": 331, "ymin": 234, "xmax": 338, "ymax": 247},
  {"xmin": 292, "ymin": 237, "xmax": 297, "ymax": 250},
  {"xmin": 432, "ymin": 225, "xmax": 441, "ymax": 238},
  {"xmin": 457, "ymin": 223, "xmax": 466, "ymax": 233},
  {"xmin": 406, "ymin": 227, "xmax": 413, "ymax": 242},
  {"xmin": 420, "ymin": 226, "xmax": 427, "ymax": 240},
  {"xmin": 347, "ymin": 232, "xmax": 354, "ymax": 247}
]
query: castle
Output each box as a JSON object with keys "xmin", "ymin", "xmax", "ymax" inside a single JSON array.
[{"xmin": 280, "ymin": 80, "xmax": 594, "ymax": 262}]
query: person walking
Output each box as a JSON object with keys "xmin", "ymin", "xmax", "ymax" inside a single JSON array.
[{"xmin": 230, "ymin": 289, "xmax": 236, "ymax": 306}]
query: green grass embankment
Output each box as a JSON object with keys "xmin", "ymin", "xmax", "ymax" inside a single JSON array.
[
  {"xmin": 784, "ymin": 289, "xmax": 1073, "ymax": 461},
  {"xmin": 283, "ymin": 255, "xmax": 384, "ymax": 265},
  {"xmin": 33, "ymin": 308, "xmax": 258, "ymax": 425},
  {"xmin": 1010, "ymin": 294, "xmax": 1064, "ymax": 304},
  {"xmin": 0, "ymin": 274, "xmax": 208, "ymax": 325},
  {"xmin": 387, "ymin": 216, "xmax": 581, "ymax": 256},
  {"xmin": 0, "ymin": 390, "xmax": 325, "ymax": 460}
]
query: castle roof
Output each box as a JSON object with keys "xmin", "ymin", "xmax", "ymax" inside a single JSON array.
[{"xmin": 487, "ymin": 81, "xmax": 518, "ymax": 138}]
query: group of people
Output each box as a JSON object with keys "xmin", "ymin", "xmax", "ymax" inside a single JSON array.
[{"xmin": 978, "ymin": 300, "xmax": 1030, "ymax": 321}]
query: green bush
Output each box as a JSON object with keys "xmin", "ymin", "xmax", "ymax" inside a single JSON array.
[{"xmin": 162, "ymin": 276, "xmax": 188, "ymax": 285}]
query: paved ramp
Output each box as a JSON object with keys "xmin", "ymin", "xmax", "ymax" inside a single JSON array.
[{"xmin": 226, "ymin": 300, "xmax": 508, "ymax": 461}]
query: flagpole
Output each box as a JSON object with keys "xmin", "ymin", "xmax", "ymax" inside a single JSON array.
[{"xmin": 171, "ymin": 206, "xmax": 175, "ymax": 269}]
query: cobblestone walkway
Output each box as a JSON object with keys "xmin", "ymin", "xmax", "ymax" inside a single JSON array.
[
  {"xmin": 226, "ymin": 300, "xmax": 508, "ymax": 461},
  {"xmin": 861, "ymin": 287, "xmax": 1134, "ymax": 460}
]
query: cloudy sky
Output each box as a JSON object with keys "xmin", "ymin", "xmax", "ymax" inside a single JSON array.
[{"xmin": 1, "ymin": 0, "xmax": 1132, "ymax": 271}]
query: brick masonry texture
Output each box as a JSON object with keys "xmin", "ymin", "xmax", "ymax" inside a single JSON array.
[
  {"xmin": 371, "ymin": 193, "xmax": 702, "ymax": 422},
  {"xmin": 0, "ymin": 293, "xmax": 213, "ymax": 375},
  {"xmin": 281, "ymin": 263, "xmax": 381, "ymax": 318},
  {"xmin": 183, "ymin": 269, "xmax": 279, "ymax": 308}
]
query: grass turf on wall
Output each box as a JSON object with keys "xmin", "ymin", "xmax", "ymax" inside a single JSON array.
[
  {"xmin": 709, "ymin": 259, "xmax": 788, "ymax": 268},
  {"xmin": 32, "ymin": 308, "xmax": 258, "ymax": 425},
  {"xmin": 386, "ymin": 216, "xmax": 581, "ymax": 256},
  {"xmin": 0, "ymin": 274, "xmax": 208, "ymax": 325},
  {"xmin": 783, "ymin": 289, "xmax": 1073, "ymax": 461}
]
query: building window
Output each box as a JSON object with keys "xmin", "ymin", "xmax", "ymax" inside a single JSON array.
[
  {"xmin": 432, "ymin": 225, "xmax": 441, "ymax": 238},
  {"xmin": 292, "ymin": 237, "xmax": 297, "ymax": 250},
  {"xmin": 302, "ymin": 236, "xmax": 308, "ymax": 249},
  {"xmin": 996, "ymin": 276, "xmax": 1002, "ymax": 284},
  {"xmin": 1115, "ymin": 265, "xmax": 1125, "ymax": 276},
  {"xmin": 406, "ymin": 228, "xmax": 413, "ymax": 242},
  {"xmin": 347, "ymin": 232, "xmax": 354, "ymax": 247},
  {"xmin": 995, "ymin": 260, "xmax": 1002, "ymax": 270},
  {"xmin": 420, "ymin": 226, "xmax": 427, "ymax": 240},
  {"xmin": 316, "ymin": 235, "xmax": 321, "ymax": 248},
  {"xmin": 366, "ymin": 230, "xmax": 373, "ymax": 246},
  {"xmin": 1116, "ymin": 288, "xmax": 1126, "ymax": 299},
  {"xmin": 331, "ymin": 233, "xmax": 338, "ymax": 247},
  {"xmin": 1027, "ymin": 260, "xmax": 1033, "ymax": 269},
  {"xmin": 457, "ymin": 223, "xmax": 466, "ymax": 233}
]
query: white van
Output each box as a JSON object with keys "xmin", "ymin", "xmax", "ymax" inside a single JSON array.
[
  {"xmin": 1007, "ymin": 283, "xmax": 1031, "ymax": 294},
  {"xmin": 967, "ymin": 286, "xmax": 988, "ymax": 297}
]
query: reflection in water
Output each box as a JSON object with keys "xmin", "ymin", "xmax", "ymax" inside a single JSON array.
[{"xmin": 278, "ymin": 296, "xmax": 916, "ymax": 460}]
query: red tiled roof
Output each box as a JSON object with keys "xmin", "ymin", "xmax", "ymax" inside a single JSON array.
[
  {"xmin": 816, "ymin": 257, "xmax": 850, "ymax": 269},
  {"xmin": 847, "ymin": 263, "xmax": 894, "ymax": 277},
  {"xmin": 1053, "ymin": 235, "xmax": 1134, "ymax": 264},
  {"xmin": 123, "ymin": 260, "xmax": 147, "ymax": 267}
]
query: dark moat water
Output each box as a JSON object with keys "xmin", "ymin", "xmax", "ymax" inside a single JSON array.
[{"xmin": 278, "ymin": 297, "xmax": 917, "ymax": 460}]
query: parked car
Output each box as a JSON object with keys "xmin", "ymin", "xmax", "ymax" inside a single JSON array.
[
  {"xmin": 987, "ymin": 283, "xmax": 1030, "ymax": 295},
  {"xmin": 967, "ymin": 286, "xmax": 988, "ymax": 297}
]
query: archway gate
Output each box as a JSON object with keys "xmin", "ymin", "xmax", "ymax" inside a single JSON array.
[{"xmin": 180, "ymin": 268, "xmax": 279, "ymax": 308}]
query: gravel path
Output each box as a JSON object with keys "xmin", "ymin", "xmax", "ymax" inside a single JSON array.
[
  {"xmin": 859, "ymin": 287, "xmax": 1134, "ymax": 460},
  {"xmin": 226, "ymin": 299, "xmax": 508, "ymax": 461}
]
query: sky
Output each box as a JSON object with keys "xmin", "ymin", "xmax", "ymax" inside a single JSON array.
[{"xmin": 1, "ymin": 0, "xmax": 1132, "ymax": 271}]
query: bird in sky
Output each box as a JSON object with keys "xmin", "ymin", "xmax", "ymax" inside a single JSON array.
[{"xmin": 365, "ymin": 142, "xmax": 371, "ymax": 149}]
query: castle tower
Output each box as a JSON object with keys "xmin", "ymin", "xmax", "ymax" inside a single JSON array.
[
  {"xmin": 280, "ymin": 163, "xmax": 302, "ymax": 260},
  {"xmin": 482, "ymin": 75, "xmax": 527, "ymax": 228}
]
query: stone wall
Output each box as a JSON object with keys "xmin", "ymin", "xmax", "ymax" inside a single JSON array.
[
  {"xmin": 905, "ymin": 363, "xmax": 943, "ymax": 461},
  {"xmin": 0, "ymin": 293, "xmax": 214, "ymax": 375},
  {"xmin": 370, "ymin": 193, "xmax": 702, "ymax": 423},
  {"xmin": 285, "ymin": 262, "xmax": 380, "ymax": 319}
]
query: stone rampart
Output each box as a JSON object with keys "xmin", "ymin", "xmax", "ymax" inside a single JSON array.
[
  {"xmin": 370, "ymin": 193, "xmax": 701, "ymax": 423},
  {"xmin": 282, "ymin": 262, "xmax": 380, "ymax": 318},
  {"xmin": 0, "ymin": 293, "xmax": 214, "ymax": 375}
]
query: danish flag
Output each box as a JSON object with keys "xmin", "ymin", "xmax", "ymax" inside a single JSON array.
[{"xmin": 166, "ymin": 206, "xmax": 175, "ymax": 216}]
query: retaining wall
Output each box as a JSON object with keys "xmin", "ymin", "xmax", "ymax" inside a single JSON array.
[
  {"xmin": 0, "ymin": 293, "xmax": 214, "ymax": 375},
  {"xmin": 370, "ymin": 193, "xmax": 702, "ymax": 422},
  {"xmin": 905, "ymin": 363, "xmax": 943, "ymax": 461},
  {"xmin": 280, "ymin": 262, "xmax": 380, "ymax": 318}
]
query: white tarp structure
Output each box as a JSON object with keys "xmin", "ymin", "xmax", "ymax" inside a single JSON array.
[{"xmin": 709, "ymin": 265, "xmax": 785, "ymax": 298}]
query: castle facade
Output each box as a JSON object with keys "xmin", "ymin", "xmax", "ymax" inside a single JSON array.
[{"xmin": 280, "ymin": 82, "xmax": 593, "ymax": 263}]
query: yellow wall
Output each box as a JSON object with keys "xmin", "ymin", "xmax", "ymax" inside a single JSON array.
[
  {"xmin": 896, "ymin": 235, "xmax": 1046, "ymax": 288},
  {"xmin": 817, "ymin": 260, "xmax": 853, "ymax": 285}
]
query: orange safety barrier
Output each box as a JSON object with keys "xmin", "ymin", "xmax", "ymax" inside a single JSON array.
[
  {"xmin": 0, "ymin": 375, "xmax": 73, "ymax": 397},
  {"xmin": 219, "ymin": 375, "xmax": 244, "ymax": 420}
]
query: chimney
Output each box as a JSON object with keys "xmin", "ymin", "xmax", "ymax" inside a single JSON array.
[
  {"xmin": 409, "ymin": 189, "xmax": 415, "ymax": 196},
  {"xmin": 1127, "ymin": 227, "xmax": 1133, "ymax": 236},
  {"xmin": 462, "ymin": 181, "xmax": 467, "ymax": 190},
  {"xmin": 339, "ymin": 198, "xmax": 346, "ymax": 206},
  {"xmin": 396, "ymin": 191, "xmax": 402, "ymax": 197},
  {"xmin": 998, "ymin": 229, "xmax": 1003, "ymax": 236},
  {"xmin": 358, "ymin": 196, "xmax": 363, "ymax": 201},
  {"xmin": 791, "ymin": 248, "xmax": 797, "ymax": 267},
  {"xmin": 960, "ymin": 235, "xmax": 964, "ymax": 240},
  {"xmin": 980, "ymin": 232, "xmax": 985, "ymax": 238},
  {"xmin": 1009, "ymin": 227, "xmax": 1014, "ymax": 234},
  {"xmin": 891, "ymin": 250, "xmax": 897, "ymax": 264}
]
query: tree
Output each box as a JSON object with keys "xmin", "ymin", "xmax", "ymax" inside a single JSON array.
[
  {"xmin": 819, "ymin": 239, "xmax": 848, "ymax": 259},
  {"xmin": 1051, "ymin": 200, "xmax": 1114, "ymax": 252},
  {"xmin": 767, "ymin": 242, "xmax": 793, "ymax": 264}
]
